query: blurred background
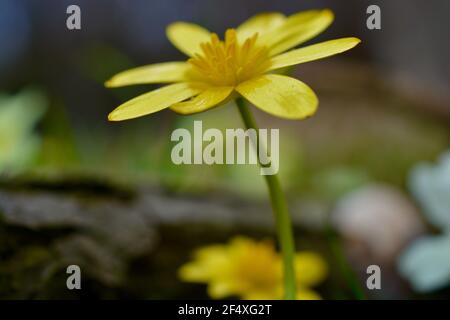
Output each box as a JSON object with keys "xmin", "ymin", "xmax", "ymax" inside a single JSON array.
[{"xmin": 1, "ymin": 0, "xmax": 450, "ymax": 299}]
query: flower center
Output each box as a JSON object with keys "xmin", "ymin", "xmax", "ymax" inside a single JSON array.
[
  {"xmin": 188, "ymin": 29, "xmax": 271, "ymax": 86},
  {"xmin": 233, "ymin": 240, "xmax": 281, "ymax": 291}
]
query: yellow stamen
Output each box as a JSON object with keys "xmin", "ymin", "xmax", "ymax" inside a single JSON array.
[{"xmin": 188, "ymin": 28, "xmax": 271, "ymax": 86}]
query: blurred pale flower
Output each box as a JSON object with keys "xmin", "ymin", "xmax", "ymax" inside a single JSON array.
[
  {"xmin": 0, "ymin": 89, "xmax": 47, "ymax": 172},
  {"xmin": 106, "ymin": 9, "xmax": 360, "ymax": 121},
  {"xmin": 332, "ymin": 184, "xmax": 424, "ymax": 261},
  {"xmin": 179, "ymin": 236, "xmax": 327, "ymax": 300},
  {"xmin": 409, "ymin": 151, "xmax": 450, "ymax": 231},
  {"xmin": 398, "ymin": 152, "xmax": 450, "ymax": 292},
  {"xmin": 399, "ymin": 234, "xmax": 450, "ymax": 292}
]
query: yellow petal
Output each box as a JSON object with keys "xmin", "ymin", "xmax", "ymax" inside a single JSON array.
[
  {"xmin": 105, "ymin": 62, "xmax": 191, "ymax": 87},
  {"xmin": 295, "ymin": 252, "xmax": 328, "ymax": 287},
  {"xmin": 269, "ymin": 37, "xmax": 361, "ymax": 71},
  {"xmin": 178, "ymin": 261, "xmax": 212, "ymax": 283},
  {"xmin": 170, "ymin": 86, "xmax": 233, "ymax": 115},
  {"xmin": 236, "ymin": 74, "xmax": 318, "ymax": 120},
  {"xmin": 208, "ymin": 278, "xmax": 246, "ymax": 299},
  {"xmin": 242, "ymin": 289, "xmax": 279, "ymax": 300},
  {"xmin": 264, "ymin": 9, "xmax": 334, "ymax": 56},
  {"xmin": 194, "ymin": 244, "xmax": 228, "ymax": 261},
  {"xmin": 166, "ymin": 22, "xmax": 211, "ymax": 56},
  {"xmin": 178, "ymin": 244, "xmax": 231, "ymax": 283},
  {"xmin": 108, "ymin": 83, "xmax": 203, "ymax": 121},
  {"xmin": 296, "ymin": 288, "xmax": 322, "ymax": 300},
  {"xmin": 236, "ymin": 12, "xmax": 285, "ymax": 42}
]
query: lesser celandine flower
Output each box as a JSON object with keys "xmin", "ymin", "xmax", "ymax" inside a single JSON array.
[
  {"xmin": 105, "ymin": 9, "xmax": 360, "ymax": 120},
  {"xmin": 179, "ymin": 237, "xmax": 328, "ymax": 300},
  {"xmin": 106, "ymin": 9, "xmax": 359, "ymax": 299}
]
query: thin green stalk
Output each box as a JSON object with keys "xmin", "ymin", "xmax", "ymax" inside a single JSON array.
[
  {"xmin": 235, "ymin": 98, "xmax": 297, "ymax": 300},
  {"xmin": 326, "ymin": 223, "xmax": 366, "ymax": 300}
]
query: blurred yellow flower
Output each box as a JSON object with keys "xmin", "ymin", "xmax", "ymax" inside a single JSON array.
[
  {"xmin": 179, "ymin": 237, "xmax": 327, "ymax": 300},
  {"xmin": 106, "ymin": 9, "xmax": 360, "ymax": 121}
]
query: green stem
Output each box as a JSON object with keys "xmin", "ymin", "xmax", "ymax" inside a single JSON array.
[
  {"xmin": 235, "ymin": 98, "xmax": 297, "ymax": 300},
  {"xmin": 326, "ymin": 223, "xmax": 366, "ymax": 300}
]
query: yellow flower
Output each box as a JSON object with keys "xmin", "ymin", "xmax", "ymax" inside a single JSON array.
[
  {"xmin": 178, "ymin": 237, "xmax": 328, "ymax": 300},
  {"xmin": 106, "ymin": 9, "xmax": 360, "ymax": 121}
]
